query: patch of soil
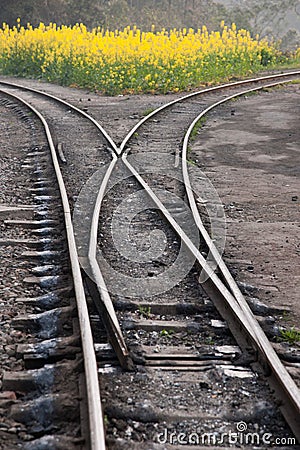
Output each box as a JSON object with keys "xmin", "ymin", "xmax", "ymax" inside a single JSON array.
[{"xmin": 191, "ymin": 84, "xmax": 300, "ymax": 328}]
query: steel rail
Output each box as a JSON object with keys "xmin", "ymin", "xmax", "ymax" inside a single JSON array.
[
  {"xmin": 119, "ymin": 151, "xmax": 300, "ymax": 438},
  {"xmin": 0, "ymin": 81, "xmax": 132, "ymax": 364},
  {"xmin": 2, "ymin": 73, "xmax": 299, "ymax": 436},
  {"xmin": 7, "ymin": 72, "xmax": 294, "ymax": 372},
  {"xmin": 181, "ymin": 80, "xmax": 300, "ymax": 439},
  {"xmin": 121, "ymin": 138, "xmax": 300, "ymax": 440},
  {"xmin": 2, "ymin": 71, "xmax": 299, "ymax": 158},
  {"xmin": 0, "ymin": 80, "xmax": 118, "ymax": 154},
  {"xmin": 20, "ymin": 73, "xmax": 299, "ymax": 435},
  {"xmin": 0, "ymin": 88, "xmax": 106, "ymax": 450},
  {"xmin": 87, "ymin": 155, "xmax": 133, "ymax": 369},
  {"xmin": 119, "ymin": 70, "xmax": 300, "ymax": 153},
  {"xmin": 182, "ymin": 79, "xmax": 294, "ymax": 325},
  {"xmin": 116, "ymin": 76, "xmax": 300, "ymax": 438}
]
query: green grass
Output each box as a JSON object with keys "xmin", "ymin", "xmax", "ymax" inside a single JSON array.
[
  {"xmin": 138, "ymin": 305, "xmax": 151, "ymax": 318},
  {"xmin": 186, "ymin": 116, "xmax": 207, "ymax": 160},
  {"xmin": 190, "ymin": 117, "xmax": 207, "ymax": 142},
  {"xmin": 279, "ymin": 327, "xmax": 300, "ymax": 345},
  {"xmin": 160, "ymin": 329, "xmax": 175, "ymax": 337},
  {"xmin": 142, "ymin": 107, "xmax": 156, "ymax": 116}
]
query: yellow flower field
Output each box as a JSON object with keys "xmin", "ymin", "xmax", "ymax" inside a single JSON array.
[{"xmin": 0, "ymin": 21, "xmax": 296, "ymax": 94}]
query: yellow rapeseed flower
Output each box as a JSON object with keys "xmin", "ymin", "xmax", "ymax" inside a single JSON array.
[{"xmin": 0, "ymin": 21, "xmax": 283, "ymax": 94}]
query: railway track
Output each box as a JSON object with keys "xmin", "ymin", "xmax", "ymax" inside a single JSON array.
[{"xmin": 0, "ymin": 71, "xmax": 299, "ymax": 449}]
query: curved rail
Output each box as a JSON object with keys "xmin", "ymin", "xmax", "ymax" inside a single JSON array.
[
  {"xmin": 183, "ymin": 80, "xmax": 295, "ymax": 321},
  {"xmin": 119, "ymin": 70, "xmax": 300, "ymax": 153},
  {"xmin": 87, "ymin": 154, "xmax": 133, "ymax": 369},
  {"xmin": 119, "ymin": 74, "xmax": 300, "ymax": 438},
  {"xmin": 0, "ymin": 88, "xmax": 106, "ymax": 450},
  {"xmin": 1, "ymin": 72, "xmax": 299, "ymax": 439},
  {"xmin": 0, "ymin": 79, "xmax": 118, "ymax": 155},
  {"xmin": 181, "ymin": 80, "xmax": 300, "ymax": 439},
  {"xmin": 2, "ymin": 71, "xmax": 300, "ymax": 158},
  {"xmin": 121, "ymin": 75, "xmax": 300, "ymax": 436},
  {"xmin": 0, "ymin": 80, "xmax": 132, "ymax": 365}
]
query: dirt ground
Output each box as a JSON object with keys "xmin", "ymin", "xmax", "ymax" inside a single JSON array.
[{"xmin": 190, "ymin": 83, "xmax": 300, "ymax": 328}]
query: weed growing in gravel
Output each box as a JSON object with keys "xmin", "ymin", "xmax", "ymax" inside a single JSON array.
[
  {"xmin": 142, "ymin": 107, "xmax": 156, "ymax": 116},
  {"xmin": 189, "ymin": 117, "xmax": 207, "ymax": 142},
  {"xmin": 104, "ymin": 415, "xmax": 109, "ymax": 426},
  {"xmin": 1, "ymin": 20, "xmax": 296, "ymax": 95},
  {"xmin": 138, "ymin": 305, "xmax": 151, "ymax": 318},
  {"xmin": 160, "ymin": 329, "xmax": 174, "ymax": 337},
  {"xmin": 279, "ymin": 327, "xmax": 300, "ymax": 345},
  {"xmin": 205, "ymin": 336, "xmax": 215, "ymax": 345}
]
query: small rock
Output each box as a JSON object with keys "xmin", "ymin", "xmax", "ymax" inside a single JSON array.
[
  {"xmin": 292, "ymin": 195, "xmax": 298, "ymax": 201},
  {"xmin": 125, "ymin": 426, "xmax": 133, "ymax": 437},
  {"xmin": 19, "ymin": 432, "xmax": 34, "ymax": 441},
  {"xmin": 0, "ymin": 391, "xmax": 17, "ymax": 400},
  {"xmin": 5, "ymin": 345, "xmax": 16, "ymax": 356}
]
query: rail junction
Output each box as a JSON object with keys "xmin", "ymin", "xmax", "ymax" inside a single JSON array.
[{"xmin": 0, "ymin": 71, "xmax": 299, "ymax": 449}]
